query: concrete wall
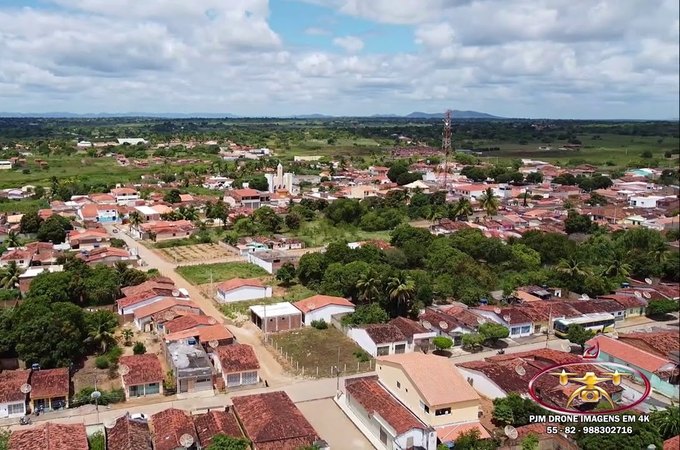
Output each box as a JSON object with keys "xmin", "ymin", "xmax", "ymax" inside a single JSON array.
[
  {"xmin": 303, "ymin": 305, "xmax": 355, "ymax": 326},
  {"xmin": 599, "ymin": 352, "xmax": 679, "ymax": 400},
  {"xmin": 347, "ymin": 328, "xmax": 377, "ymax": 356},
  {"xmin": 377, "ymin": 362, "xmax": 480, "ymax": 427},
  {"xmin": 456, "ymin": 367, "xmax": 508, "ymax": 399},
  {"xmin": 216, "ymin": 286, "xmax": 272, "ymax": 303},
  {"xmin": 0, "ymin": 400, "xmax": 26, "ymax": 419}
]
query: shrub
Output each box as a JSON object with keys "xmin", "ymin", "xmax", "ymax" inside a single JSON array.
[
  {"xmin": 310, "ymin": 319, "xmax": 328, "ymax": 330},
  {"xmin": 432, "ymin": 336, "xmax": 453, "ymax": 351},
  {"xmin": 104, "ymin": 345, "xmax": 123, "ymax": 363},
  {"xmin": 95, "ymin": 356, "xmax": 110, "ymax": 369},
  {"xmin": 133, "ymin": 341, "xmax": 147, "ymax": 355},
  {"xmin": 353, "ymin": 349, "xmax": 370, "ymax": 362},
  {"xmin": 72, "ymin": 387, "xmax": 125, "ymax": 406}
]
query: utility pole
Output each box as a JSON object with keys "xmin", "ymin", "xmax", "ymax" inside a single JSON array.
[
  {"xmin": 334, "ymin": 346, "xmax": 342, "ymax": 395},
  {"xmin": 442, "ymin": 110, "xmax": 452, "ymax": 193}
]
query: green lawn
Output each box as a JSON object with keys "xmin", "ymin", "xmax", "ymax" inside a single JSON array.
[
  {"xmin": 176, "ymin": 262, "xmax": 268, "ymax": 285},
  {"xmin": 288, "ymin": 219, "xmax": 392, "ymax": 246},
  {"xmin": 0, "ymin": 198, "xmax": 50, "ymax": 214},
  {"xmin": 219, "ymin": 284, "xmax": 317, "ymax": 319},
  {"xmin": 270, "ymin": 327, "xmax": 373, "ymax": 378}
]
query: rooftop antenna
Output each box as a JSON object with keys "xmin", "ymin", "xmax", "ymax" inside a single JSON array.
[{"xmin": 442, "ymin": 110, "xmax": 452, "ymax": 192}]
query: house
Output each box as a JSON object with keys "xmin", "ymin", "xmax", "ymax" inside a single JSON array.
[
  {"xmin": 342, "ymin": 376, "xmax": 438, "ymax": 450},
  {"xmin": 9, "ymin": 423, "xmax": 89, "ymax": 450},
  {"xmin": 246, "ymin": 251, "xmax": 297, "ymax": 274},
  {"xmin": 135, "ymin": 220, "xmax": 196, "ymax": 241},
  {"xmin": 117, "ymin": 278, "xmax": 189, "ymax": 317},
  {"xmin": 133, "ymin": 205, "xmax": 162, "ymax": 221},
  {"xmin": 598, "ymin": 294, "xmax": 648, "ymax": 318},
  {"xmin": 211, "ymin": 344, "xmax": 260, "ymax": 388},
  {"xmin": 18, "ymin": 265, "xmax": 64, "ymax": 294},
  {"xmin": 0, "ymin": 369, "xmax": 29, "ymax": 418},
  {"xmin": 165, "ymin": 342, "xmax": 214, "ymax": 394},
  {"xmin": 68, "ymin": 229, "xmax": 110, "ymax": 250},
  {"xmin": 76, "ymin": 247, "xmax": 137, "ymax": 266},
  {"xmin": 250, "ymin": 302, "xmax": 302, "ymax": 333},
  {"xmin": 78, "ymin": 203, "xmax": 120, "ymax": 223},
  {"xmin": 161, "ymin": 314, "xmax": 215, "ymax": 335},
  {"xmin": 567, "ymin": 299, "xmax": 625, "ymax": 321},
  {"xmin": 132, "ymin": 298, "xmax": 202, "ymax": 332},
  {"xmin": 150, "ymin": 408, "xmax": 199, "ymax": 450},
  {"xmin": 587, "ymin": 334, "xmax": 679, "ymax": 400},
  {"xmin": 117, "ymin": 138, "xmax": 148, "ymax": 146},
  {"xmin": 293, "ymin": 294, "xmax": 356, "ymax": 326},
  {"xmin": 106, "ymin": 413, "xmax": 153, "ymax": 450},
  {"xmin": 193, "ymin": 409, "xmax": 245, "ymax": 448},
  {"xmin": 29, "ymin": 368, "xmax": 70, "ymax": 412},
  {"xmin": 215, "ymin": 278, "xmax": 272, "ymax": 303},
  {"xmin": 232, "ymin": 391, "xmax": 324, "ymax": 450},
  {"xmin": 347, "ymin": 324, "xmax": 408, "ymax": 357},
  {"xmin": 629, "ymin": 195, "xmax": 668, "ymax": 208},
  {"xmin": 164, "ymin": 324, "xmax": 234, "ymax": 347},
  {"xmin": 664, "ymin": 435, "xmax": 680, "ymax": 450},
  {"xmin": 388, "ymin": 317, "xmax": 436, "ymax": 352},
  {"xmin": 111, "ymin": 187, "xmax": 140, "ymax": 205},
  {"xmin": 420, "ymin": 307, "xmax": 484, "ymax": 346},
  {"xmin": 119, "ymin": 354, "xmax": 164, "ymax": 399},
  {"xmin": 473, "ymin": 306, "xmax": 534, "ymax": 338},
  {"xmin": 223, "ymin": 188, "xmax": 271, "ymax": 209}
]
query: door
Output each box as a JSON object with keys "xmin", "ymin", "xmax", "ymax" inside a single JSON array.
[{"xmin": 179, "ymin": 379, "xmax": 189, "ymax": 393}]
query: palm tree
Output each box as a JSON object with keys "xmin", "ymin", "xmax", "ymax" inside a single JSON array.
[
  {"xmin": 86, "ymin": 311, "xmax": 118, "ymax": 354},
  {"xmin": 356, "ymin": 271, "xmax": 381, "ymax": 304},
  {"xmin": 651, "ymin": 404, "xmax": 679, "ymax": 440},
  {"xmin": 0, "ymin": 261, "xmax": 22, "ymax": 289},
  {"xmin": 387, "ymin": 273, "xmax": 416, "ymax": 316},
  {"xmin": 453, "ymin": 198, "xmax": 473, "ymax": 221},
  {"xmin": 128, "ymin": 211, "xmax": 142, "ymax": 232},
  {"xmin": 556, "ymin": 257, "xmax": 591, "ymax": 279},
  {"xmin": 178, "ymin": 206, "xmax": 198, "ymax": 221},
  {"xmin": 5, "ymin": 231, "xmax": 20, "ymax": 248},
  {"xmin": 604, "ymin": 249, "xmax": 631, "ymax": 278},
  {"xmin": 121, "ymin": 328, "xmax": 134, "ymax": 347},
  {"xmin": 479, "ymin": 188, "xmax": 499, "ymax": 218}
]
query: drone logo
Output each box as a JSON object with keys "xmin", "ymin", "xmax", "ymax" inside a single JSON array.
[{"xmin": 528, "ymin": 341, "xmax": 651, "ymax": 415}]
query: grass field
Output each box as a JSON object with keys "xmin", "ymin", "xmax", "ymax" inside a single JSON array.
[
  {"xmin": 0, "ymin": 198, "xmax": 49, "ymax": 214},
  {"xmin": 270, "ymin": 327, "xmax": 373, "ymax": 378},
  {"xmin": 157, "ymin": 243, "xmax": 234, "ymax": 263},
  {"xmin": 176, "ymin": 262, "xmax": 268, "ymax": 285},
  {"xmin": 289, "ymin": 219, "xmax": 392, "ymax": 246}
]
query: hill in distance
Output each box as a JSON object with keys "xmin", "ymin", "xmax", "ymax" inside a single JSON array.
[{"xmin": 404, "ymin": 110, "xmax": 501, "ymax": 119}]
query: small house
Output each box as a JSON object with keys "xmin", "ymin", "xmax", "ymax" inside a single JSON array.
[
  {"xmin": 212, "ymin": 344, "xmax": 260, "ymax": 388},
  {"xmin": 215, "ymin": 278, "xmax": 272, "ymax": 304},
  {"xmin": 119, "ymin": 354, "xmax": 164, "ymax": 399}
]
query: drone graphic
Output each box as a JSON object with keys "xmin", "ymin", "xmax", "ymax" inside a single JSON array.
[{"xmin": 550, "ymin": 369, "xmax": 630, "ymax": 409}]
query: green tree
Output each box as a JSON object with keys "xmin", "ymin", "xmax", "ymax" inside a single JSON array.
[
  {"xmin": 85, "ymin": 309, "xmax": 118, "ymax": 354},
  {"xmin": 297, "ymin": 252, "xmax": 328, "ymax": 288},
  {"xmin": 36, "ymin": 215, "xmax": 73, "ymax": 244},
  {"xmin": 341, "ymin": 303, "xmax": 389, "ymax": 326},
  {"xmin": 650, "ymin": 404, "xmax": 679, "ymax": 440},
  {"xmin": 163, "ymin": 189, "xmax": 182, "ymax": 203},
  {"xmin": 461, "ymin": 332, "xmax": 485, "ymax": 350},
  {"xmin": 247, "ymin": 175, "xmax": 269, "ymax": 191},
  {"xmin": 564, "ymin": 210, "xmax": 596, "ymax": 234},
  {"xmin": 27, "ymin": 271, "xmax": 73, "ymax": 303},
  {"xmin": 521, "ymin": 433, "xmax": 539, "ymax": 450},
  {"xmin": 492, "ymin": 393, "xmax": 546, "ymax": 427},
  {"xmin": 479, "ymin": 188, "xmax": 499, "ymax": 218},
  {"xmin": 276, "ymin": 262, "xmax": 296, "ymax": 286},
  {"xmin": 0, "ymin": 261, "xmax": 21, "ymax": 289},
  {"xmin": 19, "ymin": 211, "xmax": 43, "ymax": 234},
  {"xmin": 0, "ymin": 429, "xmax": 11, "ymax": 450},
  {"xmin": 253, "ymin": 207, "xmax": 283, "ymax": 233},
  {"xmin": 128, "ymin": 211, "xmax": 143, "ymax": 231},
  {"xmin": 566, "ymin": 324, "xmax": 595, "ymax": 352},
  {"xmin": 133, "ymin": 341, "xmax": 147, "ymax": 355},
  {"xmin": 88, "ymin": 431, "xmax": 105, "ymax": 450},
  {"xmin": 356, "ymin": 270, "xmax": 381, "ymax": 304},
  {"xmin": 575, "ymin": 413, "xmax": 662, "ymax": 450},
  {"xmin": 432, "ymin": 336, "xmax": 453, "ymax": 352},
  {"xmin": 5, "ymin": 231, "xmax": 21, "ymax": 248},
  {"xmin": 492, "ymin": 401, "xmax": 514, "ymax": 425},
  {"xmin": 285, "ymin": 211, "xmax": 302, "ymax": 230},
  {"xmin": 452, "ymin": 198, "xmax": 474, "ymax": 220},
  {"xmin": 121, "ymin": 328, "xmax": 134, "ymax": 346},
  {"xmin": 556, "ymin": 257, "xmax": 591, "ymax": 279},
  {"xmin": 387, "ymin": 161, "xmax": 409, "ymax": 182},
  {"xmin": 206, "ymin": 434, "xmax": 251, "ymax": 450},
  {"xmin": 525, "ymin": 172, "xmax": 544, "ymax": 184},
  {"xmin": 647, "ymin": 299, "xmax": 680, "ymax": 317},
  {"xmin": 479, "ymin": 322, "xmax": 510, "ymax": 345},
  {"xmin": 387, "ymin": 273, "xmax": 416, "ymax": 317},
  {"xmin": 83, "ymin": 265, "xmax": 121, "ymax": 305}
]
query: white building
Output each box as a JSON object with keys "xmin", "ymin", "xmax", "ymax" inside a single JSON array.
[
  {"xmin": 293, "ymin": 294, "xmax": 355, "ymax": 326},
  {"xmin": 215, "ymin": 278, "xmax": 272, "ymax": 304},
  {"xmin": 117, "ymin": 138, "xmax": 148, "ymax": 145},
  {"xmin": 347, "ymin": 324, "xmax": 409, "ymax": 357},
  {"xmin": 472, "ymin": 307, "xmax": 534, "ymax": 338},
  {"xmin": 264, "ymin": 163, "xmax": 294, "ymax": 193},
  {"xmin": 629, "ymin": 195, "xmax": 668, "ymax": 208},
  {"xmin": 0, "ymin": 370, "xmax": 29, "ymax": 419},
  {"xmin": 76, "ymin": 141, "xmax": 93, "ymax": 148},
  {"xmin": 0, "ymin": 160, "xmax": 13, "ymax": 170}
]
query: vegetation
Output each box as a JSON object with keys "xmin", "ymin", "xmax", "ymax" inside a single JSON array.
[
  {"xmin": 276, "ymin": 262, "xmax": 296, "ymax": 286},
  {"xmin": 206, "ymin": 434, "xmax": 250, "ymax": 450},
  {"xmin": 566, "ymin": 324, "xmax": 595, "ymax": 352},
  {"xmin": 479, "ymin": 322, "xmax": 510, "ymax": 345},
  {"xmin": 646, "ymin": 299, "xmax": 680, "ymax": 317},
  {"xmin": 432, "ymin": 336, "xmax": 453, "ymax": 352},
  {"xmin": 650, "ymin": 404, "xmax": 679, "ymax": 440},
  {"xmin": 492, "ymin": 393, "xmax": 547, "ymax": 427},
  {"xmin": 310, "ymin": 319, "xmax": 328, "ymax": 330},
  {"xmin": 72, "ymin": 387, "xmax": 125, "ymax": 406},
  {"xmin": 88, "ymin": 432, "xmax": 106, "ymax": 450},
  {"xmin": 574, "ymin": 412, "xmax": 663, "ymax": 450},
  {"xmin": 133, "ymin": 341, "xmax": 147, "ymax": 355},
  {"xmin": 176, "ymin": 262, "xmax": 268, "ymax": 285},
  {"xmin": 0, "ymin": 429, "xmax": 10, "ymax": 450}
]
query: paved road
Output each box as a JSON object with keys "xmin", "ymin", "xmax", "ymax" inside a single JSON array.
[
  {"xmin": 105, "ymin": 225, "xmax": 294, "ymax": 387},
  {"xmin": 297, "ymin": 399, "xmax": 374, "ymax": 450}
]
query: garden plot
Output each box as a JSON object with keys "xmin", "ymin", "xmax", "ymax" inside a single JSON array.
[{"xmin": 157, "ymin": 243, "xmax": 233, "ymax": 263}]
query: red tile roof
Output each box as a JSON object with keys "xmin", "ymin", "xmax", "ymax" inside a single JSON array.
[
  {"xmin": 345, "ymin": 377, "xmax": 427, "ymax": 434},
  {"xmin": 566, "ymin": 299, "xmax": 623, "ymax": 315},
  {"xmin": 0, "ymin": 369, "xmax": 29, "ymax": 403},
  {"xmin": 388, "ymin": 316, "xmax": 429, "ymax": 338},
  {"xmin": 363, "ymin": 324, "xmax": 407, "ymax": 344},
  {"xmin": 229, "ymin": 188, "xmax": 261, "ymax": 197},
  {"xmin": 164, "ymin": 314, "xmax": 214, "ymax": 334},
  {"xmin": 132, "ymin": 298, "xmax": 201, "ymax": 320},
  {"xmin": 121, "ymin": 279, "xmax": 176, "ymax": 297},
  {"xmin": 29, "ymin": 368, "xmax": 69, "ymax": 399},
  {"xmin": 119, "ymin": 354, "xmax": 164, "ymax": 386},
  {"xmin": 437, "ymin": 422, "xmax": 490, "ymax": 442},
  {"xmin": 598, "ymin": 294, "xmax": 647, "ymax": 309},
  {"xmin": 293, "ymin": 294, "xmax": 354, "ymax": 313},
  {"xmin": 193, "ymin": 409, "xmax": 244, "ymax": 447},
  {"xmin": 214, "ymin": 344, "xmax": 260, "ymax": 373},
  {"xmin": 9, "ymin": 423, "xmax": 88, "ymax": 450},
  {"xmin": 106, "ymin": 414, "xmax": 153, "ymax": 450},
  {"xmin": 231, "ymin": 391, "xmax": 319, "ymax": 450},
  {"xmin": 150, "ymin": 408, "xmax": 198, "ymax": 450},
  {"xmin": 431, "ymin": 306, "xmax": 486, "ymax": 329},
  {"xmin": 664, "ymin": 435, "xmax": 680, "ymax": 450},
  {"xmin": 164, "ymin": 324, "xmax": 233, "ymax": 343},
  {"xmin": 216, "ymin": 278, "xmax": 266, "ymax": 292},
  {"xmin": 587, "ymin": 335, "xmax": 670, "ymax": 372},
  {"xmin": 618, "ymin": 331, "xmax": 680, "ymax": 358}
]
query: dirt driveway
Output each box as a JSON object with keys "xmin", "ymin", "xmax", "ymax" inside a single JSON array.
[{"xmin": 296, "ymin": 399, "xmax": 375, "ymax": 450}]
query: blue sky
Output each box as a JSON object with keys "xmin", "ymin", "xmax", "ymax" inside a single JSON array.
[{"xmin": 0, "ymin": 0, "xmax": 677, "ymax": 118}]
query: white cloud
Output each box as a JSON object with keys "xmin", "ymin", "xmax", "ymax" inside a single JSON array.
[{"xmin": 333, "ymin": 36, "xmax": 364, "ymax": 53}]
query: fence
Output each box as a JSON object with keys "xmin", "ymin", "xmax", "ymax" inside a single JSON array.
[{"xmin": 267, "ymin": 338, "xmax": 374, "ymax": 379}]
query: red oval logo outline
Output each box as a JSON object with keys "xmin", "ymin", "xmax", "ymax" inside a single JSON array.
[{"xmin": 528, "ymin": 361, "xmax": 651, "ymax": 415}]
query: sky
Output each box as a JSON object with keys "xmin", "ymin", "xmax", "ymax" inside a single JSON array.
[{"xmin": 0, "ymin": 0, "xmax": 678, "ymax": 119}]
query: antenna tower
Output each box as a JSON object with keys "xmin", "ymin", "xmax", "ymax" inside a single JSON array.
[{"xmin": 442, "ymin": 110, "xmax": 452, "ymax": 191}]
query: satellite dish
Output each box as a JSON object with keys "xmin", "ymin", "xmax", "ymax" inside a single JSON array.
[
  {"xmin": 179, "ymin": 434, "xmax": 195, "ymax": 448},
  {"xmin": 643, "ymin": 292, "xmax": 651, "ymax": 299},
  {"xmin": 645, "ymin": 278, "xmax": 653, "ymax": 285},
  {"xmin": 208, "ymin": 317, "xmax": 218, "ymax": 325},
  {"xmin": 208, "ymin": 340, "xmax": 219, "ymax": 349},
  {"xmin": 421, "ymin": 320, "xmax": 432, "ymax": 330},
  {"xmin": 581, "ymin": 294, "xmax": 590, "ymax": 300},
  {"xmin": 515, "ymin": 365, "xmax": 526, "ymax": 377},
  {"xmin": 439, "ymin": 321, "xmax": 449, "ymax": 330},
  {"xmin": 494, "ymin": 307, "xmax": 502, "ymax": 314},
  {"xmin": 96, "ymin": 237, "xmax": 102, "ymax": 242},
  {"xmin": 20, "ymin": 383, "xmax": 32, "ymax": 394},
  {"xmin": 118, "ymin": 364, "xmax": 130, "ymax": 376},
  {"xmin": 164, "ymin": 310, "xmax": 177, "ymax": 321},
  {"xmin": 634, "ymin": 291, "xmax": 643, "ymax": 298},
  {"xmin": 172, "ymin": 290, "xmax": 180, "ymax": 297},
  {"xmin": 504, "ymin": 425, "xmax": 519, "ymax": 440},
  {"xmin": 91, "ymin": 390, "xmax": 102, "ymax": 400},
  {"xmin": 104, "ymin": 418, "xmax": 118, "ymax": 429}
]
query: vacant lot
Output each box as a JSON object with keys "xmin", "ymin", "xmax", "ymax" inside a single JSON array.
[
  {"xmin": 176, "ymin": 262, "xmax": 268, "ymax": 285},
  {"xmin": 270, "ymin": 327, "xmax": 373, "ymax": 378},
  {"xmin": 157, "ymin": 243, "xmax": 234, "ymax": 263},
  {"xmin": 218, "ymin": 283, "xmax": 316, "ymax": 322}
]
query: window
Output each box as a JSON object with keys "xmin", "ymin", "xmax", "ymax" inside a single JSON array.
[
  {"xmin": 8, "ymin": 403, "xmax": 24, "ymax": 415},
  {"xmin": 511, "ymin": 327, "xmax": 521, "ymax": 335},
  {"xmin": 435, "ymin": 407, "xmax": 451, "ymax": 416},
  {"xmin": 227, "ymin": 373, "xmax": 241, "ymax": 387},
  {"xmin": 396, "ymin": 381, "xmax": 401, "ymax": 389},
  {"xmin": 145, "ymin": 383, "xmax": 160, "ymax": 395},
  {"xmin": 520, "ymin": 325, "xmax": 531, "ymax": 334},
  {"xmin": 242, "ymin": 371, "xmax": 258, "ymax": 385},
  {"xmin": 196, "ymin": 377, "xmax": 211, "ymax": 383},
  {"xmin": 394, "ymin": 344, "xmax": 406, "ymax": 354},
  {"xmin": 419, "ymin": 400, "xmax": 430, "ymax": 414},
  {"xmin": 379, "ymin": 427, "xmax": 388, "ymax": 444},
  {"xmin": 377, "ymin": 346, "xmax": 389, "ymax": 356}
]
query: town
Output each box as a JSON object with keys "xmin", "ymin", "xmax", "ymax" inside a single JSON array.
[{"xmin": 0, "ymin": 115, "xmax": 678, "ymax": 450}]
